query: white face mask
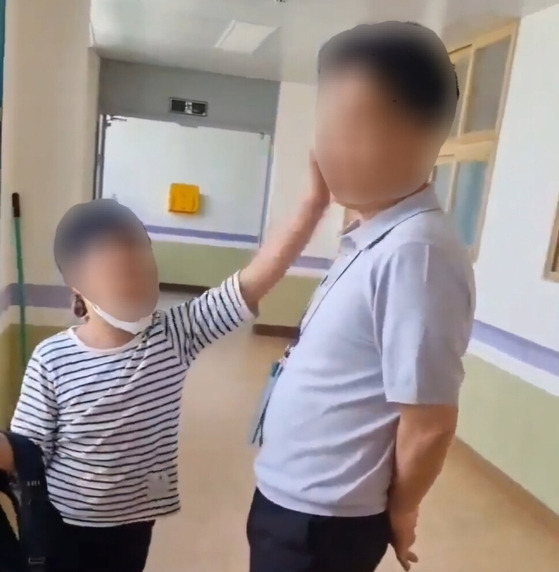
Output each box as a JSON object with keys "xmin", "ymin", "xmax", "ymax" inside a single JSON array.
[{"xmin": 82, "ymin": 296, "xmax": 155, "ymax": 335}]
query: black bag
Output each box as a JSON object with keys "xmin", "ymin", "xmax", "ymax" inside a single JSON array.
[{"xmin": 0, "ymin": 432, "xmax": 56, "ymax": 572}]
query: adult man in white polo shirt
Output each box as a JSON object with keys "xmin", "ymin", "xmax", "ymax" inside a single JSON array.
[{"xmin": 247, "ymin": 22, "xmax": 475, "ymax": 572}]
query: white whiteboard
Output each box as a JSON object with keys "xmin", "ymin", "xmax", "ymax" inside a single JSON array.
[{"xmin": 102, "ymin": 117, "xmax": 270, "ymax": 242}]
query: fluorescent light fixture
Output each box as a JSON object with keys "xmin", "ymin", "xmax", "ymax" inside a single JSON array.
[{"xmin": 215, "ymin": 20, "xmax": 277, "ymax": 53}]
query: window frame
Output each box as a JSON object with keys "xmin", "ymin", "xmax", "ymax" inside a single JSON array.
[
  {"xmin": 440, "ymin": 22, "xmax": 519, "ymax": 260},
  {"xmin": 433, "ymin": 141, "xmax": 494, "ymax": 220},
  {"xmin": 544, "ymin": 201, "xmax": 559, "ymax": 283}
]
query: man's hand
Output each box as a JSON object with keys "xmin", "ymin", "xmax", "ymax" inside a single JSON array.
[
  {"xmin": 390, "ymin": 507, "xmax": 419, "ymax": 571},
  {"xmin": 387, "ymin": 405, "xmax": 457, "ymax": 570}
]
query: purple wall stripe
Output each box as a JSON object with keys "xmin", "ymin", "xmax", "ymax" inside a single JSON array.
[
  {"xmin": 144, "ymin": 226, "xmax": 332, "ymax": 269},
  {"xmin": 3, "ymin": 283, "xmax": 70, "ymax": 309},
  {"xmin": 1, "ymin": 283, "xmax": 559, "ymax": 377},
  {"xmin": 145, "ymin": 224, "xmax": 259, "ymax": 245},
  {"xmin": 472, "ymin": 320, "xmax": 559, "ymax": 377},
  {"xmin": 293, "ymin": 255, "xmax": 332, "ymax": 270}
]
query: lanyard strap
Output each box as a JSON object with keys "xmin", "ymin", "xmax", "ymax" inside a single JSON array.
[
  {"xmin": 296, "ymin": 252, "xmax": 359, "ymax": 340},
  {"xmin": 293, "ymin": 228, "xmax": 391, "ymax": 344},
  {"xmin": 293, "ymin": 207, "xmax": 441, "ymax": 343}
]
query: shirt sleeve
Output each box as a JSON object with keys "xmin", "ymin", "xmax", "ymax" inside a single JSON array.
[
  {"xmin": 372, "ymin": 242, "xmax": 474, "ymax": 406},
  {"xmin": 162, "ymin": 272, "xmax": 255, "ymax": 365},
  {"xmin": 10, "ymin": 351, "xmax": 58, "ymax": 464}
]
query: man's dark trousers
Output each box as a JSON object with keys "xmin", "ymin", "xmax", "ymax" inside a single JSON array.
[{"xmin": 247, "ymin": 489, "xmax": 390, "ymax": 572}]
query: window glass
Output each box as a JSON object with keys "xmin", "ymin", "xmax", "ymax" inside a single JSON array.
[
  {"xmin": 432, "ymin": 163, "xmax": 454, "ymax": 210},
  {"xmin": 451, "ymin": 161, "xmax": 487, "ymax": 247},
  {"xmin": 465, "ymin": 38, "xmax": 511, "ymax": 132}
]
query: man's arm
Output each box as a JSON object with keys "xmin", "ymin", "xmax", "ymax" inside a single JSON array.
[
  {"xmin": 162, "ymin": 154, "xmax": 330, "ymax": 363},
  {"xmin": 373, "ymin": 241, "xmax": 474, "ymax": 570},
  {"xmin": 389, "ymin": 404, "xmax": 457, "ymax": 514},
  {"xmin": 387, "ymin": 406, "xmax": 457, "ymax": 572}
]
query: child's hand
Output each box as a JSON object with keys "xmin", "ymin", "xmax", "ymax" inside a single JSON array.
[{"xmin": 308, "ymin": 151, "xmax": 331, "ymax": 211}]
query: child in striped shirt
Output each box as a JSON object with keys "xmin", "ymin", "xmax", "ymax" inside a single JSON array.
[{"xmin": 5, "ymin": 158, "xmax": 330, "ymax": 572}]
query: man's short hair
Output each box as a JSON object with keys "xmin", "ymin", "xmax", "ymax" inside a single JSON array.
[{"xmin": 318, "ymin": 21, "xmax": 459, "ymax": 130}]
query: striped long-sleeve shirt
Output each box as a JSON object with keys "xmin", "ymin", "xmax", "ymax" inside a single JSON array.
[{"xmin": 11, "ymin": 273, "xmax": 253, "ymax": 527}]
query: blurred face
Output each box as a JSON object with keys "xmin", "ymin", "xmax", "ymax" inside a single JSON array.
[
  {"xmin": 315, "ymin": 66, "xmax": 442, "ymax": 210},
  {"xmin": 66, "ymin": 231, "xmax": 159, "ymax": 321}
]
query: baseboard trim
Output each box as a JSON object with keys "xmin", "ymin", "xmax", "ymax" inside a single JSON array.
[
  {"xmin": 253, "ymin": 324, "xmax": 298, "ymax": 339},
  {"xmin": 454, "ymin": 439, "xmax": 559, "ymax": 536},
  {"xmin": 159, "ymin": 283, "xmax": 209, "ymax": 296}
]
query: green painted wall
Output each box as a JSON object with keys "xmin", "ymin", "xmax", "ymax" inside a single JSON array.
[
  {"xmin": 0, "ymin": 324, "xmax": 61, "ymax": 428},
  {"xmin": 256, "ymin": 275, "xmax": 319, "ymax": 327},
  {"xmin": 458, "ymin": 354, "xmax": 559, "ymax": 515},
  {"xmin": 153, "ymin": 239, "xmax": 320, "ymax": 327},
  {"xmin": 153, "ymin": 241, "xmax": 254, "ymax": 288}
]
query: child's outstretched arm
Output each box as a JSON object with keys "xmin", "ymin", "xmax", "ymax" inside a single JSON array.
[
  {"xmin": 239, "ymin": 156, "xmax": 329, "ymax": 311},
  {"xmin": 162, "ymin": 154, "xmax": 330, "ymax": 364}
]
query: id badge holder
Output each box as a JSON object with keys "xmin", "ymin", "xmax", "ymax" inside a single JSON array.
[{"xmin": 249, "ymin": 361, "xmax": 283, "ymax": 447}]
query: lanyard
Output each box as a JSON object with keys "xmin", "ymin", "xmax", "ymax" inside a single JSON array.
[
  {"xmin": 295, "ymin": 251, "xmax": 361, "ymax": 341},
  {"xmin": 286, "ymin": 227, "xmax": 392, "ymax": 355},
  {"xmin": 287, "ymin": 207, "xmax": 441, "ymax": 352}
]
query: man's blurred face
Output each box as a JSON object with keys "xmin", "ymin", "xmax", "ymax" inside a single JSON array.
[{"xmin": 315, "ymin": 66, "xmax": 441, "ymax": 210}]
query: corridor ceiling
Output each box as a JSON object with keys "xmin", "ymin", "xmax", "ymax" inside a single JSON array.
[{"xmin": 90, "ymin": 0, "xmax": 559, "ymax": 82}]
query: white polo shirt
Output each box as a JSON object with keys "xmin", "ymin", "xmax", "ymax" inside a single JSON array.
[{"xmin": 254, "ymin": 187, "xmax": 475, "ymax": 517}]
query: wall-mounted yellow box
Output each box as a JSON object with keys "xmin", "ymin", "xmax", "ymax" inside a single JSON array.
[{"xmin": 168, "ymin": 183, "xmax": 201, "ymax": 214}]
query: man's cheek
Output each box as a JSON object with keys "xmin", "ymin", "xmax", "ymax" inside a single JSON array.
[{"xmin": 314, "ymin": 155, "xmax": 340, "ymax": 192}]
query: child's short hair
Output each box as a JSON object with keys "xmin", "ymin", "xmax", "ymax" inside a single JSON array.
[
  {"xmin": 54, "ymin": 199, "xmax": 148, "ymax": 274},
  {"xmin": 318, "ymin": 21, "xmax": 459, "ymax": 130}
]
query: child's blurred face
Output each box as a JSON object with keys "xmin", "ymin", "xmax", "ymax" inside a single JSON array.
[
  {"xmin": 68, "ymin": 232, "xmax": 159, "ymax": 321},
  {"xmin": 314, "ymin": 66, "xmax": 441, "ymax": 209}
]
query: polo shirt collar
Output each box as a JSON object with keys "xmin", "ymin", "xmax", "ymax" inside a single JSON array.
[{"xmin": 339, "ymin": 185, "xmax": 440, "ymax": 253}]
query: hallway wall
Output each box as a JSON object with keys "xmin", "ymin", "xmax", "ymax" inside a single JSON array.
[
  {"xmin": 100, "ymin": 60, "xmax": 280, "ymax": 135},
  {"xmin": 0, "ymin": 0, "xmax": 96, "ymax": 427},
  {"xmin": 104, "ymin": 120, "xmax": 270, "ymax": 240},
  {"xmin": 457, "ymin": 3, "xmax": 559, "ymax": 514},
  {"xmin": 102, "ymin": 117, "xmax": 270, "ymax": 287},
  {"xmin": 99, "ymin": 60, "xmax": 279, "ymax": 288}
]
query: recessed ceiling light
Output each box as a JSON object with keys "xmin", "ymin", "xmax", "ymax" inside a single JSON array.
[{"xmin": 214, "ymin": 20, "xmax": 277, "ymax": 53}]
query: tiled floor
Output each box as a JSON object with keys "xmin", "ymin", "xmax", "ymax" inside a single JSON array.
[{"xmin": 146, "ymin": 314, "xmax": 559, "ymax": 572}]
